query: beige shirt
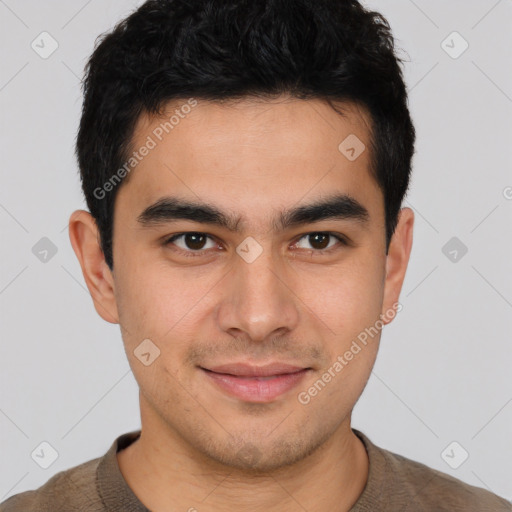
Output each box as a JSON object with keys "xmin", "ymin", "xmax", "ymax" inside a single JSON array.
[{"xmin": 1, "ymin": 429, "xmax": 509, "ymax": 511}]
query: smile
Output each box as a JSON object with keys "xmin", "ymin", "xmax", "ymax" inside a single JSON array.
[{"xmin": 200, "ymin": 364, "xmax": 311, "ymax": 403}]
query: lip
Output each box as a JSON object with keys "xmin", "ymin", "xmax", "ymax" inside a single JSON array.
[
  {"xmin": 205, "ymin": 362, "xmax": 307, "ymax": 377},
  {"xmin": 200, "ymin": 362, "xmax": 311, "ymax": 402}
]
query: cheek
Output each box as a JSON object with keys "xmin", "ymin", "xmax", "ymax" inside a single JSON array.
[
  {"xmin": 114, "ymin": 259, "xmax": 215, "ymax": 351},
  {"xmin": 113, "ymin": 259, "xmax": 172, "ymax": 343},
  {"xmin": 296, "ymin": 253, "xmax": 385, "ymax": 337},
  {"xmin": 113, "ymin": 264, "xmax": 196, "ymax": 394}
]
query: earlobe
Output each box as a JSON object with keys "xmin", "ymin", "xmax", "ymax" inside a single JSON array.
[
  {"xmin": 381, "ymin": 207, "xmax": 414, "ymax": 324},
  {"xmin": 68, "ymin": 210, "xmax": 119, "ymax": 324}
]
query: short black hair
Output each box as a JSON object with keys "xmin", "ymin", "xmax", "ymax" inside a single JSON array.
[{"xmin": 76, "ymin": 0, "xmax": 415, "ymax": 269}]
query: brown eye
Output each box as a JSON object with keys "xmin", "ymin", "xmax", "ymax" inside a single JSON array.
[
  {"xmin": 294, "ymin": 232, "xmax": 346, "ymax": 252},
  {"xmin": 165, "ymin": 232, "xmax": 216, "ymax": 252},
  {"xmin": 182, "ymin": 233, "xmax": 207, "ymax": 250},
  {"xmin": 308, "ymin": 233, "xmax": 330, "ymax": 250}
]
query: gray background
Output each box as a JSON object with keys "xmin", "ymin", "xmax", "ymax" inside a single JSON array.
[{"xmin": 1, "ymin": 0, "xmax": 511, "ymax": 503}]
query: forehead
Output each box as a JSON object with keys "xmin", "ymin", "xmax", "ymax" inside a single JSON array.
[
  {"xmin": 135, "ymin": 95, "xmax": 373, "ymax": 149},
  {"xmin": 116, "ymin": 96, "xmax": 382, "ymax": 229}
]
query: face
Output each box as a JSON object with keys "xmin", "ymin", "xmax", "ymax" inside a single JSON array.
[{"xmin": 70, "ymin": 96, "xmax": 413, "ymax": 472}]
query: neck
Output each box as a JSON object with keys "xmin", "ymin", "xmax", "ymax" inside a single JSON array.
[
  {"xmin": 118, "ymin": 414, "xmax": 369, "ymax": 512},
  {"xmin": 117, "ymin": 392, "xmax": 369, "ymax": 512}
]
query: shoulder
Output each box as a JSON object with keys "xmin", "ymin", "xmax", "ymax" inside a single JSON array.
[
  {"xmin": 354, "ymin": 429, "xmax": 511, "ymax": 512},
  {"xmin": 0, "ymin": 456, "xmax": 104, "ymax": 512},
  {"xmin": 383, "ymin": 447, "xmax": 510, "ymax": 511}
]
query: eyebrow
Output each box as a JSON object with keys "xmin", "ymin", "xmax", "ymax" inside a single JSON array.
[{"xmin": 136, "ymin": 193, "xmax": 370, "ymax": 232}]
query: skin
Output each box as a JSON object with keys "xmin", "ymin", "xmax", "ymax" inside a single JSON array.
[{"xmin": 69, "ymin": 95, "xmax": 414, "ymax": 512}]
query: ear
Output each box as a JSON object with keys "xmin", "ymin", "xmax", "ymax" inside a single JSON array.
[
  {"xmin": 381, "ymin": 207, "xmax": 414, "ymax": 324},
  {"xmin": 68, "ymin": 210, "xmax": 119, "ymax": 324}
]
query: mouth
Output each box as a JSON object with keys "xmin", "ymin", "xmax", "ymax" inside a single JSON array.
[{"xmin": 200, "ymin": 362, "xmax": 312, "ymax": 403}]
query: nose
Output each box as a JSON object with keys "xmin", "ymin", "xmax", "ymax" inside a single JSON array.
[{"xmin": 215, "ymin": 242, "xmax": 300, "ymax": 344}]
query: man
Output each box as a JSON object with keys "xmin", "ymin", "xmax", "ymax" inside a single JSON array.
[{"xmin": 1, "ymin": 0, "xmax": 509, "ymax": 510}]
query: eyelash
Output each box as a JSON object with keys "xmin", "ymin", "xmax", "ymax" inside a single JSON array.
[{"xmin": 163, "ymin": 232, "xmax": 349, "ymax": 258}]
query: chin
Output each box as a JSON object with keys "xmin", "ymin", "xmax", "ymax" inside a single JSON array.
[{"xmin": 195, "ymin": 426, "xmax": 333, "ymax": 474}]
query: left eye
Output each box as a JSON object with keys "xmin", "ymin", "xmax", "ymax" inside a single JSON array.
[
  {"xmin": 293, "ymin": 232, "xmax": 344, "ymax": 252},
  {"xmin": 165, "ymin": 232, "xmax": 217, "ymax": 252}
]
